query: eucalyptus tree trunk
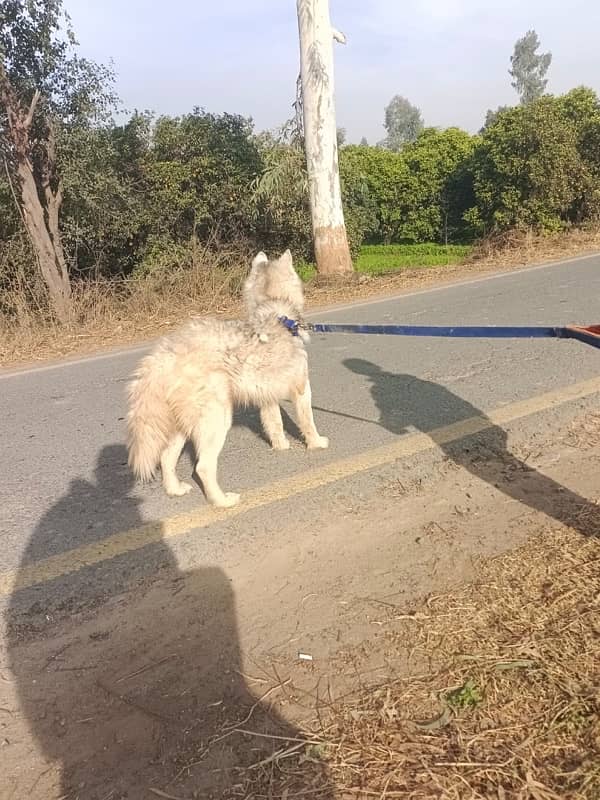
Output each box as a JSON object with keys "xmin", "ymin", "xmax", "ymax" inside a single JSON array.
[
  {"xmin": 296, "ymin": 0, "xmax": 353, "ymax": 275},
  {"xmin": 1, "ymin": 71, "xmax": 71, "ymax": 322}
]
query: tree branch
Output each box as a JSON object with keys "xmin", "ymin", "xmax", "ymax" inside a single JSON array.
[
  {"xmin": 332, "ymin": 27, "xmax": 347, "ymax": 45},
  {"xmin": 24, "ymin": 89, "xmax": 41, "ymax": 129}
]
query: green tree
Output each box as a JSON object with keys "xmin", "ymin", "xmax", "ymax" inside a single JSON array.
[
  {"xmin": 143, "ymin": 110, "xmax": 262, "ymax": 251},
  {"xmin": 402, "ymin": 127, "xmax": 477, "ymax": 242},
  {"xmin": 340, "ymin": 129, "xmax": 476, "ymax": 245},
  {"xmin": 481, "ymin": 105, "xmax": 511, "ymax": 132},
  {"xmin": 340, "ymin": 145, "xmax": 409, "ymax": 242},
  {"xmin": 509, "ymin": 30, "xmax": 552, "ymax": 105},
  {"xmin": 556, "ymin": 87, "xmax": 600, "ymax": 221},
  {"xmin": 581, "ymin": 118, "xmax": 600, "ymax": 220},
  {"xmin": 59, "ymin": 112, "xmax": 151, "ymax": 278},
  {"xmin": 466, "ymin": 98, "xmax": 582, "ymax": 234},
  {"xmin": 381, "ymin": 95, "xmax": 424, "ymax": 150},
  {"xmin": 0, "ymin": 0, "xmax": 115, "ymax": 320}
]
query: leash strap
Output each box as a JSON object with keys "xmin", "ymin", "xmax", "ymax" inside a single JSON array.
[
  {"xmin": 311, "ymin": 323, "xmax": 561, "ymax": 338},
  {"xmin": 278, "ymin": 317, "xmax": 600, "ymax": 349}
]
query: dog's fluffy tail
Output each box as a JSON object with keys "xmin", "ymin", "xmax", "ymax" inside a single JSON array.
[{"xmin": 126, "ymin": 358, "xmax": 172, "ymax": 482}]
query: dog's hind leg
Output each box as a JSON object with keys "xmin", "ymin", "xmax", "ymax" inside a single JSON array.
[
  {"xmin": 160, "ymin": 432, "xmax": 192, "ymax": 497},
  {"xmin": 292, "ymin": 380, "xmax": 329, "ymax": 450},
  {"xmin": 260, "ymin": 403, "xmax": 290, "ymax": 450},
  {"xmin": 191, "ymin": 404, "xmax": 239, "ymax": 508}
]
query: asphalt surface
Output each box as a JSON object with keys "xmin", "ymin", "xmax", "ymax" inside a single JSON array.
[{"xmin": 2, "ymin": 254, "xmax": 600, "ymax": 609}]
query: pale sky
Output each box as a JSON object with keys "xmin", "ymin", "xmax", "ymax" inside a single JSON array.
[{"xmin": 64, "ymin": 0, "xmax": 600, "ymax": 142}]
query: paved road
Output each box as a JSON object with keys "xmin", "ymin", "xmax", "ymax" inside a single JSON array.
[{"xmin": 2, "ymin": 254, "xmax": 600, "ymax": 611}]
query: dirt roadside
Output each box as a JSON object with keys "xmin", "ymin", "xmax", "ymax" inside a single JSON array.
[{"xmin": 1, "ymin": 407, "xmax": 599, "ymax": 799}]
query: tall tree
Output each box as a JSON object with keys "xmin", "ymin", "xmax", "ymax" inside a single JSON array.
[
  {"xmin": 481, "ymin": 105, "xmax": 510, "ymax": 132},
  {"xmin": 0, "ymin": 0, "xmax": 114, "ymax": 321},
  {"xmin": 296, "ymin": 0, "xmax": 353, "ymax": 276},
  {"xmin": 509, "ymin": 30, "xmax": 552, "ymax": 105},
  {"xmin": 465, "ymin": 98, "xmax": 582, "ymax": 234},
  {"xmin": 382, "ymin": 95, "xmax": 423, "ymax": 150}
]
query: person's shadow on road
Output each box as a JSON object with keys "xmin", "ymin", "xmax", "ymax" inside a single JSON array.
[
  {"xmin": 7, "ymin": 444, "xmax": 332, "ymax": 799},
  {"xmin": 344, "ymin": 358, "xmax": 599, "ymax": 538}
]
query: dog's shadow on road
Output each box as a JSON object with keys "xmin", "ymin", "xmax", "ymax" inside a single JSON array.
[
  {"xmin": 7, "ymin": 444, "xmax": 332, "ymax": 800},
  {"xmin": 343, "ymin": 358, "xmax": 599, "ymax": 538}
]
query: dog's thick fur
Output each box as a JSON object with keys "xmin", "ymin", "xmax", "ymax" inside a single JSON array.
[{"xmin": 126, "ymin": 250, "xmax": 328, "ymax": 507}]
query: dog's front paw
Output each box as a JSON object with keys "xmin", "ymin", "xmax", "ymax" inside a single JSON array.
[
  {"xmin": 214, "ymin": 492, "xmax": 240, "ymax": 509},
  {"xmin": 271, "ymin": 436, "xmax": 291, "ymax": 451},
  {"xmin": 307, "ymin": 435, "xmax": 329, "ymax": 450}
]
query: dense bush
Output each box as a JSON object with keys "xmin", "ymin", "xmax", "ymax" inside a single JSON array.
[
  {"xmin": 465, "ymin": 89, "xmax": 600, "ymax": 234},
  {"xmin": 338, "ymin": 128, "xmax": 476, "ymax": 245},
  {"xmin": 339, "ymin": 145, "xmax": 408, "ymax": 243}
]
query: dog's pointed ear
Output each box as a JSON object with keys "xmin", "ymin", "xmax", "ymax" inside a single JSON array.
[
  {"xmin": 280, "ymin": 249, "xmax": 293, "ymax": 267},
  {"xmin": 252, "ymin": 251, "xmax": 268, "ymax": 269}
]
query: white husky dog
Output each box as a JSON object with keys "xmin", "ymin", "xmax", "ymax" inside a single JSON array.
[{"xmin": 126, "ymin": 250, "xmax": 328, "ymax": 507}]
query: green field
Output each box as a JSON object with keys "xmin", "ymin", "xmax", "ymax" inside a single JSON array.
[{"xmin": 298, "ymin": 243, "xmax": 471, "ymax": 281}]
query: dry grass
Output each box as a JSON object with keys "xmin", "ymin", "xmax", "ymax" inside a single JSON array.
[
  {"xmin": 563, "ymin": 412, "xmax": 600, "ymax": 451},
  {"xmin": 0, "ymin": 250, "xmax": 247, "ymax": 367},
  {"xmin": 232, "ymin": 523, "xmax": 599, "ymax": 799},
  {"xmin": 2, "ymin": 227, "xmax": 600, "ymax": 369},
  {"xmin": 466, "ymin": 226, "xmax": 600, "ymax": 268}
]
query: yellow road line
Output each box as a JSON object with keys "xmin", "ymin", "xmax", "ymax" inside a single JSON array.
[{"xmin": 3, "ymin": 375, "xmax": 600, "ymax": 597}]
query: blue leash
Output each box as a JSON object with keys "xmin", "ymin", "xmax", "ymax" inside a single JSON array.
[{"xmin": 278, "ymin": 317, "xmax": 600, "ymax": 350}]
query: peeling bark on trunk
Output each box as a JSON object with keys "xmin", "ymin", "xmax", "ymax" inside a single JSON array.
[
  {"xmin": 297, "ymin": 0, "xmax": 353, "ymax": 276},
  {"xmin": 1, "ymin": 70, "xmax": 71, "ymax": 322},
  {"xmin": 313, "ymin": 224, "xmax": 353, "ymax": 275},
  {"xmin": 17, "ymin": 157, "xmax": 71, "ymax": 322}
]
